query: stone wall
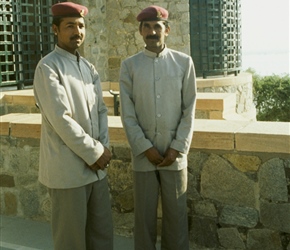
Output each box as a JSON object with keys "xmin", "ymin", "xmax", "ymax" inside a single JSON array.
[
  {"xmin": 76, "ymin": 0, "xmax": 191, "ymax": 82},
  {"xmin": 0, "ymin": 116, "xmax": 289, "ymax": 250}
]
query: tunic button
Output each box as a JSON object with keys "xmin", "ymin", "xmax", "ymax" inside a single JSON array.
[
  {"xmin": 157, "ymin": 94, "xmax": 160, "ymax": 98},
  {"xmin": 157, "ymin": 114, "xmax": 161, "ymax": 118}
]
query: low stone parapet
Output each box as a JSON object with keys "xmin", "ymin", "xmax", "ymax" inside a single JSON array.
[
  {"xmin": 1, "ymin": 114, "xmax": 289, "ymax": 249},
  {"xmin": 1, "ymin": 114, "xmax": 288, "ymax": 153},
  {"xmin": 0, "ymin": 87, "xmax": 252, "ymax": 121}
]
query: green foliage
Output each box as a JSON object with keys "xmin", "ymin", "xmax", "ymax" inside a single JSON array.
[{"xmin": 246, "ymin": 68, "xmax": 290, "ymax": 122}]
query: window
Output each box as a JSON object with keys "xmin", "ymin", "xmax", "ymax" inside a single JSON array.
[{"xmin": 0, "ymin": 0, "xmax": 59, "ymax": 89}]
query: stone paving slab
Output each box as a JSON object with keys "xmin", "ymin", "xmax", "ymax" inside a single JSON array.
[{"xmin": 0, "ymin": 215, "xmax": 138, "ymax": 250}]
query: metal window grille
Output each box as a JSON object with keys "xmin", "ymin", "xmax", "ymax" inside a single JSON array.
[
  {"xmin": 0, "ymin": 0, "xmax": 58, "ymax": 89},
  {"xmin": 190, "ymin": 0, "xmax": 242, "ymax": 78}
]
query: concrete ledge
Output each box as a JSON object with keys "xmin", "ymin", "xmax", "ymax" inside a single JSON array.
[
  {"xmin": 1, "ymin": 89, "xmax": 238, "ymax": 120},
  {"xmin": 196, "ymin": 72, "xmax": 252, "ymax": 88},
  {"xmin": 101, "ymin": 74, "xmax": 252, "ymax": 90},
  {"xmin": 236, "ymin": 121, "xmax": 290, "ymax": 154},
  {"xmin": 108, "ymin": 116, "xmax": 127, "ymax": 142},
  {"xmin": 0, "ymin": 89, "xmax": 36, "ymax": 105},
  {"xmin": 192, "ymin": 120, "xmax": 249, "ymax": 150},
  {"xmin": 1, "ymin": 113, "xmax": 289, "ymax": 154},
  {"xmin": 0, "ymin": 113, "xmax": 41, "ymax": 138}
]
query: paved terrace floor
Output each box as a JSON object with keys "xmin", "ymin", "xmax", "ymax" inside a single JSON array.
[{"xmin": 0, "ymin": 215, "xmax": 144, "ymax": 250}]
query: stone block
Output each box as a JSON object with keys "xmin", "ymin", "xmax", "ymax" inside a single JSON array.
[
  {"xmin": 218, "ymin": 227, "xmax": 246, "ymax": 249},
  {"xmin": 190, "ymin": 216, "xmax": 219, "ymax": 248},
  {"xmin": 108, "ymin": 57, "xmax": 121, "ymax": 69},
  {"xmin": 0, "ymin": 113, "xmax": 41, "ymax": 138},
  {"xmin": 40, "ymin": 198, "xmax": 51, "ymax": 221},
  {"xmin": 192, "ymin": 119, "xmax": 247, "ymax": 150},
  {"xmin": 260, "ymin": 201, "xmax": 290, "ymax": 234},
  {"xmin": 0, "ymin": 102, "xmax": 7, "ymax": 116},
  {"xmin": 17, "ymin": 138, "xmax": 40, "ymax": 148},
  {"xmin": 209, "ymin": 111, "xmax": 223, "ymax": 119},
  {"xmin": 193, "ymin": 201, "xmax": 217, "ymax": 217},
  {"xmin": 7, "ymin": 105, "xmax": 30, "ymax": 114},
  {"xmin": 196, "ymin": 73, "xmax": 252, "ymax": 88},
  {"xmin": 219, "ymin": 205, "xmax": 258, "ymax": 228},
  {"xmin": 1, "ymin": 90, "xmax": 35, "ymax": 105},
  {"xmin": 196, "ymin": 92, "xmax": 236, "ymax": 112},
  {"xmin": 0, "ymin": 113, "xmax": 23, "ymax": 136},
  {"xmin": 9, "ymin": 147, "xmax": 30, "ymax": 172},
  {"xmin": 258, "ymin": 158, "xmax": 288, "ymax": 202},
  {"xmin": 102, "ymin": 91, "xmax": 115, "ymax": 107},
  {"xmin": 187, "ymin": 173, "xmax": 201, "ymax": 201},
  {"xmin": 107, "ymin": 160, "xmax": 133, "ymax": 193},
  {"xmin": 112, "ymin": 143, "xmax": 131, "ymax": 161},
  {"xmin": 0, "ymin": 174, "xmax": 15, "ymax": 187},
  {"xmin": 17, "ymin": 175, "xmax": 38, "ymax": 187},
  {"xmin": 201, "ymin": 154, "xmax": 258, "ymax": 208},
  {"xmin": 108, "ymin": 116, "xmax": 127, "ymax": 142},
  {"xmin": 101, "ymin": 82, "xmax": 111, "ymax": 91},
  {"xmin": 114, "ymin": 189, "xmax": 134, "ymax": 212},
  {"xmin": 223, "ymin": 154, "xmax": 261, "ymax": 172},
  {"xmin": 196, "ymin": 93, "xmax": 227, "ymax": 111},
  {"xmin": 194, "ymin": 109, "xmax": 209, "ymax": 119},
  {"xmin": 110, "ymin": 82, "xmax": 120, "ymax": 91},
  {"xmin": 10, "ymin": 114, "xmax": 41, "ymax": 138},
  {"xmin": 4, "ymin": 192, "xmax": 17, "ymax": 215},
  {"xmin": 112, "ymin": 211, "xmax": 134, "ymax": 237},
  {"xmin": 19, "ymin": 188, "xmax": 39, "ymax": 218},
  {"xmin": 187, "ymin": 151, "xmax": 209, "ymax": 176},
  {"xmin": 236, "ymin": 121, "xmax": 290, "ymax": 154},
  {"xmin": 246, "ymin": 229, "xmax": 282, "ymax": 250}
]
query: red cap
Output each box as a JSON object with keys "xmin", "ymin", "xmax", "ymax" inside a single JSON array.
[
  {"xmin": 137, "ymin": 5, "xmax": 169, "ymax": 22},
  {"xmin": 51, "ymin": 2, "xmax": 88, "ymax": 17}
]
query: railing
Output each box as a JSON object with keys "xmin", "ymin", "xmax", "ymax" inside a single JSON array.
[{"xmin": 0, "ymin": 0, "xmax": 55, "ymax": 89}]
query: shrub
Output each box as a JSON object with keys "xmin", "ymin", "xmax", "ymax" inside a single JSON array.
[{"xmin": 246, "ymin": 68, "xmax": 290, "ymax": 122}]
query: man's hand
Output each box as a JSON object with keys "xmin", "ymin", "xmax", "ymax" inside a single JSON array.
[
  {"xmin": 145, "ymin": 147, "xmax": 164, "ymax": 165},
  {"xmin": 158, "ymin": 148, "xmax": 179, "ymax": 167},
  {"xmin": 89, "ymin": 147, "xmax": 112, "ymax": 171}
]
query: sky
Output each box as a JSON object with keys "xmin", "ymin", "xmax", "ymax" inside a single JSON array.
[{"xmin": 241, "ymin": 0, "xmax": 289, "ymax": 75}]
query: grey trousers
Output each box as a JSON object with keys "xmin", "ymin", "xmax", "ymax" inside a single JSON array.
[
  {"xmin": 48, "ymin": 177, "xmax": 113, "ymax": 250},
  {"xmin": 133, "ymin": 169, "xmax": 189, "ymax": 250}
]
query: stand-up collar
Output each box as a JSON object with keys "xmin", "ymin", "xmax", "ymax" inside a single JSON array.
[
  {"xmin": 143, "ymin": 45, "xmax": 168, "ymax": 58},
  {"xmin": 54, "ymin": 45, "xmax": 80, "ymax": 61}
]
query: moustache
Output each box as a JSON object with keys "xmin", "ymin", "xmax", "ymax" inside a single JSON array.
[
  {"xmin": 146, "ymin": 35, "xmax": 159, "ymax": 40},
  {"xmin": 70, "ymin": 35, "xmax": 82, "ymax": 40}
]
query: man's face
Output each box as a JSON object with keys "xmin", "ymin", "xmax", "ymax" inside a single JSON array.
[
  {"xmin": 139, "ymin": 20, "xmax": 170, "ymax": 53},
  {"xmin": 53, "ymin": 17, "xmax": 85, "ymax": 54}
]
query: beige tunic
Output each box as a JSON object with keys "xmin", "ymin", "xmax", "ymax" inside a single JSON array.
[{"xmin": 34, "ymin": 45, "xmax": 109, "ymax": 188}]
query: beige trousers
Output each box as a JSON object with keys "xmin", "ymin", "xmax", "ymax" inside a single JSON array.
[
  {"xmin": 133, "ymin": 169, "xmax": 189, "ymax": 250},
  {"xmin": 48, "ymin": 177, "xmax": 113, "ymax": 250}
]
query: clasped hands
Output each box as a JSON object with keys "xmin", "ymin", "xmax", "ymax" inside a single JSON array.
[
  {"xmin": 89, "ymin": 147, "xmax": 112, "ymax": 171},
  {"xmin": 145, "ymin": 147, "xmax": 179, "ymax": 167}
]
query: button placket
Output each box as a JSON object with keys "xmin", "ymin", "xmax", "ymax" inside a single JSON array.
[{"xmin": 154, "ymin": 57, "xmax": 162, "ymax": 138}]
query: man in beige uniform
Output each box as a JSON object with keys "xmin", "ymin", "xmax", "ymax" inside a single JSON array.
[
  {"xmin": 33, "ymin": 2, "xmax": 113, "ymax": 249},
  {"xmin": 119, "ymin": 5, "xmax": 197, "ymax": 250}
]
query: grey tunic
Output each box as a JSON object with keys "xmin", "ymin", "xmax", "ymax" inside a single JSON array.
[
  {"xmin": 34, "ymin": 45, "xmax": 108, "ymax": 188},
  {"xmin": 120, "ymin": 47, "xmax": 197, "ymax": 172}
]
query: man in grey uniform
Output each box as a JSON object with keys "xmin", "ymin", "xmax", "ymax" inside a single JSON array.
[
  {"xmin": 119, "ymin": 5, "xmax": 197, "ymax": 250},
  {"xmin": 33, "ymin": 2, "xmax": 113, "ymax": 249}
]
